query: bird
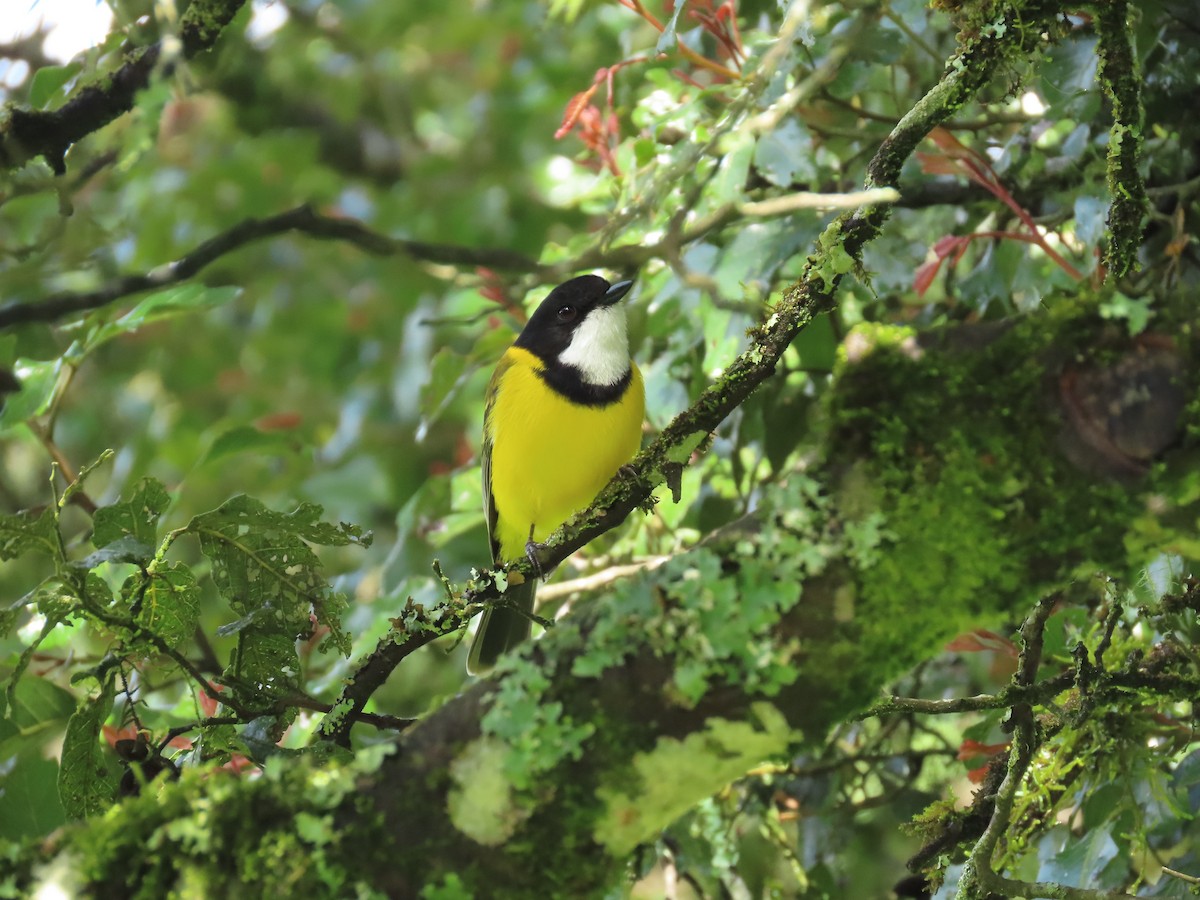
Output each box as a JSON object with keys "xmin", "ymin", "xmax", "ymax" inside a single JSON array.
[{"xmin": 466, "ymin": 274, "xmax": 644, "ymax": 674}]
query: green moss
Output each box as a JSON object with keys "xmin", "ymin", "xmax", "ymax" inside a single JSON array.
[
  {"xmin": 179, "ymin": 0, "xmax": 247, "ymax": 57},
  {"xmin": 446, "ymin": 737, "xmax": 530, "ymax": 846},
  {"xmin": 828, "ymin": 315, "xmax": 1141, "ymax": 676},
  {"xmin": 593, "ymin": 704, "xmax": 794, "ymax": 855},
  {"xmin": 1095, "ymin": 0, "xmax": 1147, "ymax": 276},
  {"xmin": 479, "ymin": 656, "xmax": 596, "ymax": 790},
  {"xmin": 30, "ymin": 746, "xmax": 392, "ymax": 899},
  {"xmin": 813, "ymin": 217, "xmax": 858, "ymax": 292}
]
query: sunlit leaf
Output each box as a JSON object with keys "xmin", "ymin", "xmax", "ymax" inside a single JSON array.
[
  {"xmin": 85, "ymin": 285, "xmax": 242, "ymax": 349},
  {"xmin": 28, "ymin": 62, "xmax": 82, "ymax": 109},
  {"xmin": 0, "ymin": 357, "xmax": 62, "ymax": 431}
]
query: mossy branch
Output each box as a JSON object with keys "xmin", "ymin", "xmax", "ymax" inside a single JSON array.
[
  {"xmin": 953, "ymin": 605, "xmax": 1142, "ymax": 900},
  {"xmin": 459, "ymin": 0, "xmax": 1074, "ymax": 605},
  {"xmin": 1094, "ymin": 0, "xmax": 1148, "ymax": 277},
  {"xmin": 0, "ymin": 0, "xmax": 248, "ymax": 174},
  {"xmin": 17, "ymin": 251, "xmax": 1196, "ymax": 900},
  {"xmin": 334, "ymin": 0, "xmax": 1076, "ymax": 751}
]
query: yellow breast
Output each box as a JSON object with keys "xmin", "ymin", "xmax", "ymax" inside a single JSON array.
[{"xmin": 486, "ymin": 346, "xmax": 644, "ymax": 561}]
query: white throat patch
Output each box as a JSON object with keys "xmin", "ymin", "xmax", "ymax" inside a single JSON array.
[{"xmin": 557, "ymin": 304, "xmax": 630, "ymax": 387}]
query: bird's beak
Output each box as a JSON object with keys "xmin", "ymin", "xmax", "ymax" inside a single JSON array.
[{"xmin": 601, "ymin": 280, "xmax": 634, "ymax": 306}]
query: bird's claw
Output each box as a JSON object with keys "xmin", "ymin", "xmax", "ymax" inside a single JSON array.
[{"xmin": 524, "ymin": 540, "xmax": 548, "ymax": 581}]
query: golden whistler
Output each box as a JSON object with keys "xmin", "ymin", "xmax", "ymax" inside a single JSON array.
[{"xmin": 468, "ymin": 275, "xmax": 644, "ymax": 673}]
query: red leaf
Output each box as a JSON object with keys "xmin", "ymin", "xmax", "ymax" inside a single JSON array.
[
  {"xmin": 945, "ymin": 629, "xmax": 1019, "ymax": 657},
  {"xmin": 928, "ymin": 126, "xmax": 973, "ymax": 160},
  {"xmin": 221, "ymin": 753, "xmax": 256, "ymax": 775},
  {"xmin": 103, "ymin": 724, "xmax": 139, "ymax": 747},
  {"xmin": 957, "ymin": 738, "xmax": 1010, "ymax": 761},
  {"xmin": 199, "ymin": 684, "xmax": 224, "ymax": 717},
  {"xmin": 915, "ymin": 150, "xmax": 962, "ymax": 177},
  {"xmin": 966, "ymin": 763, "xmax": 991, "ymax": 784},
  {"xmin": 476, "ymin": 267, "xmax": 506, "ymax": 305},
  {"xmin": 913, "ymin": 257, "xmax": 944, "ymax": 297},
  {"xmin": 255, "ymin": 411, "xmax": 302, "ymax": 431},
  {"xmin": 931, "ymin": 234, "xmax": 965, "ymax": 258},
  {"xmin": 555, "ymin": 84, "xmax": 600, "ymax": 139}
]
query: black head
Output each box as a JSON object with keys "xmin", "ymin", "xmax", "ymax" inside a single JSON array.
[{"xmin": 513, "ymin": 274, "xmax": 634, "ymax": 364}]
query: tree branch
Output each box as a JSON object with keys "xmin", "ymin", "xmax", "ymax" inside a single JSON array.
[
  {"xmin": 0, "ymin": 204, "xmax": 538, "ymax": 329},
  {"xmin": 314, "ymin": 0, "xmax": 1082, "ymax": 753},
  {"xmin": 1095, "ymin": 0, "xmax": 1147, "ymax": 277},
  {"xmin": 458, "ymin": 3, "xmax": 1073, "ymax": 613},
  {"xmin": 0, "ymin": 0, "xmax": 248, "ymax": 174},
  {"xmin": 316, "ymin": 590, "xmax": 481, "ymax": 747}
]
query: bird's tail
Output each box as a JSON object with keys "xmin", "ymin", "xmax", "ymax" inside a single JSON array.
[{"xmin": 466, "ymin": 578, "xmax": 537, "ymax": 674}]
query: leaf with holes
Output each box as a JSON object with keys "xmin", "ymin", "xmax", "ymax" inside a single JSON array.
[
  {"xmin": 58, "ymin": 676, "xmax": 117, "ymax": 819},
  {"xmin": 121, "ymin": 562, "xmax": 200, "ymax": 650},
  {"xmin": 0, "ymin": 508, "xmax": 59, "ymax": 562},
  {"xmin": 92, "ymin": 477, "xmax": 171, "ymax": 549},
  {"xmin": 188, "ymin": 496, "xmax": 369, "ymax": 660}
]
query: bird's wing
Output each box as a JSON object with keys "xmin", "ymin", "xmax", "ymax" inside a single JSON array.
[{"xmin": 481, "ymin": 351, "xmax": 512, "ymax": 565}]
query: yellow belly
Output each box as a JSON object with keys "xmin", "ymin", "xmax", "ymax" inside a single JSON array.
[{"xmin": 487, "ymin": 347, "xmax": 644, "ymax": 561}]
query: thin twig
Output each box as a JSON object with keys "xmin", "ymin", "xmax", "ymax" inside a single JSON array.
[
  {"xmin": 740, "ymin": 187, "xmax": 899, "ymax": 216},
  {"xmin": 537, "ymin": 556, "xmax": 671, "ymax": 604},
  {"xmin": 955, "ymin": 597, "xmax": 1054, "ymax": 898},
  {"xmin": 1161, "ymin": 866, "xmax": 1200, "ymax": 886},
  {"xmin": 26, "ymin": 420, "xmax": 97, "ymax": 514}
]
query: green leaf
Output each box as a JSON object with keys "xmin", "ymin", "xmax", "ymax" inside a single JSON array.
[
  {"xmin": 1098, "ymin": 291, "xmax": 1153, "ymax": 336},
  {"xmin": 204, "ymin": 425, "xmax": 298, "ymax": 463},
  {"xmin": 417, "ymin": 347, "xmax": 473, "ymax": 440},
  {"xmin": 1073, "ymin": 195, "xmax": 1107, "ymax": 249},
  {"xmin": 0, "ymin": 606, "xmax": 18, "ymax": 639},
  {"xmin": 1038, "ymin": 823, "xmax": 1119, "ymax": 887},
  {"xmin": 58, "ymin": 676, "xmax": 117, "ymax": 819},
  {"xmin": 0, "ymin": 754, "xmax": 67, "ymax": 840},
  {"xmin": 30, "ymin": 575, "xmax": 87, "ymax": 623},
  {"xmin": 0, "ymin": 357, "xmax": 62, "ymax": 431},
  {"xmin": 791, "ymin": 312, "xmax": 837, "ymax": 372},
  {"xmin": 74, "ymin": 536, "xmax": 155, "ymax": 569},
  {"xmin": 92, "ymin": 477, "xmax": 172, "ymax": 549},
  {"xmin": 188, "ymin": 495, "xmax": 370, "ymax": 665},
  {"xmin": 123, "ymin": 562, "xmax": 201, "ymax": 649},
  {"xmin": 85, "ymin": 284, "xmax": 242, "ymax": 349},
  {"xmin": 753, "ymin": 119, "xmax": 817, "ymax": 188},
  {"xmin": 709, "ymin": 132, "xmax": 755, "ymax": 207},
  {"xmin": 8, "ymin": 676, "xmax": 76, "ymax": 729},
  {"xmin": 239, "ymin": 714, "xmax": 293, "ymax": 762},
  {"xmin": 231, "ymin": 625, "xmax": 302, "ymax": 707},
  {"xmin": 315, "ymin": 589, "xmax": 352, "ymax": 656},
  {"xmin": 0, "ymin": 507, "xmax": 59, "ymax": 562},
  {"xmin": 656, "ymin": 0, "xmax": 689, "ymax": 53},
  {"xmin": 6, "ymin": 610, "xmax": 69, "ymax": 713},
  {"xmin": 28, "ymin": 63, "xmax": 82, "ymax": 109}
]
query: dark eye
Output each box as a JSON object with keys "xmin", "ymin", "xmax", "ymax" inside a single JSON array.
[{"xmin": 556, "ymin": 305, "xmax": 577, "ymax": 322}]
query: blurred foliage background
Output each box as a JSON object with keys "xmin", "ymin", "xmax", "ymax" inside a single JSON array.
[{"xmin": 1, "ymin": 0, "xmax": 1197, "ymax": 896}]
